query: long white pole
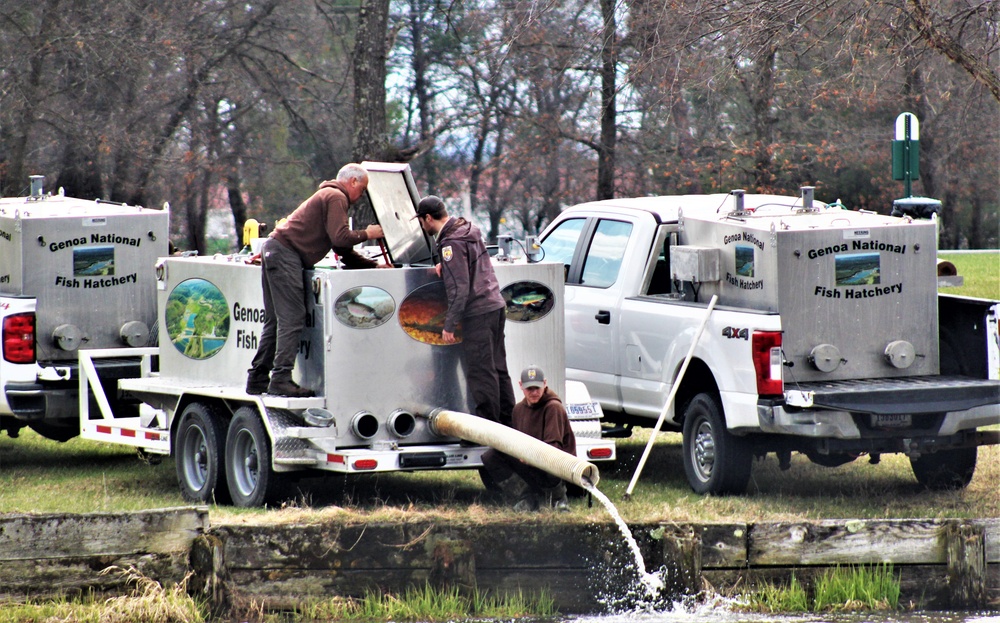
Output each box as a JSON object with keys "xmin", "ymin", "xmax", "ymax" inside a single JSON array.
[{"xmin": 624, "ymin": 294, "xmax": 718, "ymax": 498}]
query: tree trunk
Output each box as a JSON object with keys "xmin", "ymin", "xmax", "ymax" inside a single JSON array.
[
  {"xmin": 736, "ymin": 46, "xmax": 777, "ymax": 192},
  {"xmin": 228, "ymin": 177, "xmax": 249, "ymax": 248},
  {"xmin": 596, "ymin": 0, "xmax": 617, "ymax": 200},
  {"xmin": 3, "ymin": 0, "xmax": 62, "ymax": 197},
  {"xmin": 409, "ymin": 0, "xmax": 437, "ymax": 192},
  {"xmin": 352, "ymin": 0, "xmax": 391, "ymax": 163}
]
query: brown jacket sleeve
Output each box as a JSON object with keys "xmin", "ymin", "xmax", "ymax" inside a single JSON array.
[{"xmin": 440, "ymin": 239, "xmax": 472, "ymax": 333}]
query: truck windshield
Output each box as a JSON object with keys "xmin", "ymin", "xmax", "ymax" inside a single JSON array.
[{"xmin": 541, "ymin": 218, "xmax": 586, "ymax": 270}]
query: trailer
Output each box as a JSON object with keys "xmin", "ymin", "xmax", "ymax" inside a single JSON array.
[{"xmin": 76, "ymin": 163, "xmax": 614, "ymax": 506}]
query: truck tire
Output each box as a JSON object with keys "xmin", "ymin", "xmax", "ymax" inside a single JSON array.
[
  {"xmin": 226, "ymin": 407, "xmax": 283, "ymax": 507},
  {"xmin": 682, "ymin": 393, "xmax": 752, "ymax": 495},
  {"xmin": 910, "ymin": 447, "xmax": 977, "ymax": 490},
  {"xmin": 174, "ymin": 402, "xmax": 231, "ymax": 504},
  {"xmin": 27, "ymin": 422, "xmax": 78, "ymax": 443}
]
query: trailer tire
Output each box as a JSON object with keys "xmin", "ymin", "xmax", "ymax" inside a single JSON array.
[
  {"xmin": 682, "ymin": 393, "xmax": 752, "ymax": 495},
  {"xmin": 226, "ymin": 407, "xmax": 282, "ymax": 507},
  {"xmin": 479, "ymin": 467, "xmax": 500, "ymax": 492},
  {"xmin": 174, "ymin": 402, "xmax": 230, "ymax": 504},
  {"xmin": 910, "ymin": 447, "xmax": 977, "ymax": 490}
]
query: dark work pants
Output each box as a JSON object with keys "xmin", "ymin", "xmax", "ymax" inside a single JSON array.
[
  {"xmin": 248, "ymin": 237, "xmax": 308, "ymax": 382},
  {"xmin": 460, "ymin": 307, "xmax": 515, "ymax": 425},
  {"xmin": 482, "ymin": 448, "xmax": 560, "ymax": 490}
]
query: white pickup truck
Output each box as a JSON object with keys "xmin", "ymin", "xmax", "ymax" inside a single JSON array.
[{"xmin": 540, "ymin": 189, "xmax": 999, "ymax": 494}]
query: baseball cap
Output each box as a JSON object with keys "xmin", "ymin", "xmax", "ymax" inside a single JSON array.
[
  {"xmin": 520, "ymin": 365, "xmax": 546, "ymax": 389},
  {"xmin": 412, "ymin": 195, "xmax": 445, "ymax": 219}
]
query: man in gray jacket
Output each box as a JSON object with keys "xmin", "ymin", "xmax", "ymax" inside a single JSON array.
[{"xmin": 414, "ymin": 195, "xmax": 514, "ymax": 425}]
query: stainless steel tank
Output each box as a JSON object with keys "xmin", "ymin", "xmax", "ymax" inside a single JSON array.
[
  {"xmin": 154, "ymin": 256, "xmax": 565, "ymax": 448},
  {"xmin": 680, "ymin": 202, "xmax": 939, "ymax": 382},
  {"xmin": 0, "ymin": 192, "xmax": 168, "ymax": 362}
]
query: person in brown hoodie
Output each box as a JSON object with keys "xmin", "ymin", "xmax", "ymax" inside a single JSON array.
[
  {"xmin": 246, "ymin": 163, "xmax": 384, "ymax": 397},
  {"xmin": 482, "ymin": 365, "xmax": 576, "ymax": 512}
]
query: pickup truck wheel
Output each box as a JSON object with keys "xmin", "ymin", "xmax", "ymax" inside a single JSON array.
[
  {"xmin": 27, "ymin": 422, "xmax": 78, "ymax": 442},
  {"xmin": 174, "ymin": 402, "xmax": 230, "ymax": 504},
  {"xmin": 226, "ymin": 407, "xmax": 282, "ymax": 507},
  {"xmin": 682, "ymin": 393, "xmax": 752, "ymax": 495},
  {"xmin": 910, "ymin": 447, "xmax": 977, "ymax": 490}
]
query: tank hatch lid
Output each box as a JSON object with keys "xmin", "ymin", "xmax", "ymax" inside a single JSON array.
[{"xmin": 362, "ymin": 161, "xmax": 434, "ymax": 265}]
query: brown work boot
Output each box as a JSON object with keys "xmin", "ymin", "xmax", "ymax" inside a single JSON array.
[
  {"xmin": 245, "ymin": 372, "xmax": 270, "ymax": 395},
  {"xmin": 267, "ymin": 378, "xmax": 315, "ymax": 398},
  {"xmin": 496, "ymin": 474, "xmax": 540, "ymax": 512},
  {"xmin": 542, "ymin": 482, "xmax": 570, "ymax": 512},
  {"xmin": 513, "ymin": 494, "xmax": 540, "ymax": 513}
]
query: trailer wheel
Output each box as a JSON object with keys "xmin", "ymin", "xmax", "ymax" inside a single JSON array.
[
  {"xmin": 682, "ymin": 393, "xmax": 752, "ymax": 495},
  {"xmin": 226, "ymin": 407, "xmax": 282, "ymax": 507},
  {"xmin": 479, "ymin": 467, "xmax": 500, "ymax": 492},
  {"xmin": 174, "ymin": 402, "xmax": 230, "ymax": 504},
  {"xmin": 910, "ymin": 447, "xmax": 977, "ymax": 490}
]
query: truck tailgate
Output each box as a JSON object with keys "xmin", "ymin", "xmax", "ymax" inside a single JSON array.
[{"xmin": 787, "ymin": 375, "xmax": 1000, "ymax": 415}]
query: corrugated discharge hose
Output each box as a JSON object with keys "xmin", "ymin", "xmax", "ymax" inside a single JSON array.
[{"xmin": 426, "ymin": 409, "xmax": 600, "ymax": 489}]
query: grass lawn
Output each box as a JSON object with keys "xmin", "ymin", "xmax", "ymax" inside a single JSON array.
[
  {"xmin": 2, "ymin": 426, "xmax": 997, "ymax": 525},
  {"xmin": 938, "ymin": 250, "xmax": 999, "ymax": 300}
]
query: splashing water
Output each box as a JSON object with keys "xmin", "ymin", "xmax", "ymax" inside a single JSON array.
[{"xmin": 585, "ymin": 482, "xmax": 665, "ymax": 600}]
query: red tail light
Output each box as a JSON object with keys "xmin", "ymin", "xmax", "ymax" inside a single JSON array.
[
  {"xmin": 352, "ymin": 459, "xmax": 378, "ymax": 471},
  {"xmin": 3, "ymin": 313, "xmax": 35, "ymax": 364},
  {"xmin": 751, "ymin": 331, "xmax": 783, "ymax": 397},
  {"xmin": 587, "ymin": 447, "xmax": 614, "ymax": 459}
]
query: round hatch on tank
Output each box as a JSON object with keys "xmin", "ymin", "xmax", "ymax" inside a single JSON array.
[
  {"xmin": 120, "ymin": 320, "xmax": 150, "ymax": 347},
  {"xmin": 808, "ymin": 344, "xmax": 842, "ymax": 372},
  {"xmin": 53, "ymin": 324, "xmax": 84, "ymax": 351},
  {"xmin": 884, "ymin": 340, "xmax": 916, "ymax": 369}
]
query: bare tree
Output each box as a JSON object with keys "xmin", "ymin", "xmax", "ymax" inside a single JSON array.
[{"xmin": 353, "ymin": 0, "xmax": 392, "ymax": 163}]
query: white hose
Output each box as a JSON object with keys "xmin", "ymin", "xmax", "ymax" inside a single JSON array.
[{"xmin": 428, "ymin": 409, "xmax": 600, "ymax": 488}]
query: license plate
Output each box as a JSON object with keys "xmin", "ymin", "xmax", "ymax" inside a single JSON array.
[{"xmin": 870, "ymin": 413, "xmax": 912, "ymax": 429}]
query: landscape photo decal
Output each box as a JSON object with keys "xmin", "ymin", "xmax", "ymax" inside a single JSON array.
[
  {"xmin": 165, "ymin": 278, "xmax": 230, "ymax": 359},
  {"xmin": 74, "ymin": 246, "xmax": 115, "ymax": 276},
  {"xmin": 735, "ymin": 244, "xmax": 755, "ymax": 278},
  {"xmin": 835, "ymin": 252, "xmax": 881, "ymax": 286},
  {"xmin": 398, "ymin": 282, "xmax": 460, "ymax": 345}
]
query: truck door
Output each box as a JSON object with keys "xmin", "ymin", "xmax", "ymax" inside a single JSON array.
[{"xmin": 542, "ymin": 216, "xmax": 635, "ymax": 410}]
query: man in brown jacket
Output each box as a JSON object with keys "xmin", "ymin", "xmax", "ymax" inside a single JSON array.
[
  {"xmin": 414, "ymin": 195, "xmax": 515, "ymax": 425},
  {"xmin": 482, "ymin": 365, "xmax": 576, "ymax": 511},
  {"xmin": 246, "ymin": 163, "xmax": 384, "ymax": 397}
]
